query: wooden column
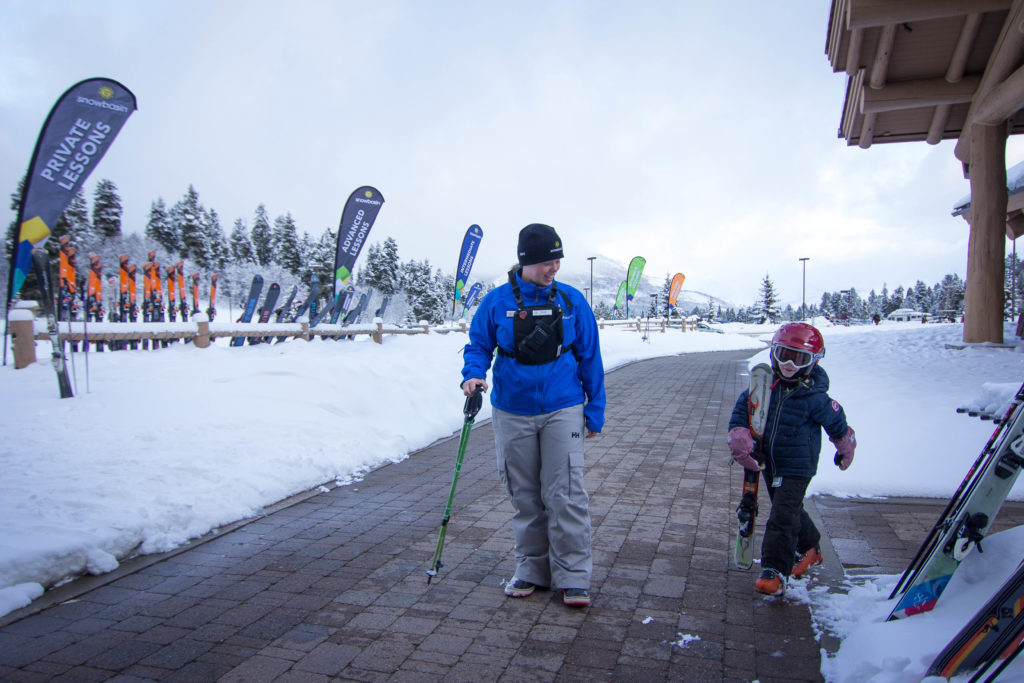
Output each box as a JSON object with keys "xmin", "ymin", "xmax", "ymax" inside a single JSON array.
[{"xmin": 964, "ymin": 123, "xmax": 1007, "ymax": 343}]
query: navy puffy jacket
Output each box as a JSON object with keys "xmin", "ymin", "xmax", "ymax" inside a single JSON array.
[{"xmin": 729, "ymin": 365, "xmax": 848, "ymax": 478}]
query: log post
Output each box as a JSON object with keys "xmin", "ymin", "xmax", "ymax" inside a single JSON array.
[
  {"xmin": 10, "ymin": 310, "xmax": 36, "ymax": 369},
  {"xmin": 193, "ymin": 314, "xmax": 210, "ymax": 348},
  {"xmin": 373, "ymin": 319, "xmax": 383, "ymax": 344},
  {"xmin": 964, "ymin": 123, "xmax": 1007, "ymax": 343}
]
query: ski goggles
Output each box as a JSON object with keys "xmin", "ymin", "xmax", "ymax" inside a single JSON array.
[{"xmin": 771, "ymin": 344, "xmax": 815, "ymax": 369}]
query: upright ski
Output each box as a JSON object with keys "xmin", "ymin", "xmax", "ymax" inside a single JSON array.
[
  {"xmin": 888, "ymin": 382, "xmax": 1024, "ymax": 620},
  {"xmin": 207, "ymin": 273, "xmax": 218, "ymax": 321},
  {"xmin": 249, "ymin": 282, "xmax": 280, "ymax": 344},
  {"xmin": 275, "ymin": 285, "xmax": 297, "ymax": 322},
  {"xmin": 31, "ymin": 249, "xmax": 74, "ymax": 398},
  {"xmin": 735, "ymin": 363, "xmax": 772, "ymax": 570},
  {"xmin": 309, "ymin": 292, "xmax": 339, "ymax": 328},
  {"xmin": 230, "ymin": 275, "xmax": 264, "ymax": 347},
  {"xmin": 276, "ymin": 276, "xmax": 319, "ymax": 343}
]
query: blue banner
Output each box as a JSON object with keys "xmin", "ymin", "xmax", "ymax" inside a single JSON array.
[
  {"xmin": 8, "ymin": 78, "xmax": 137, "ymax": 302},
  {"xmin": 453, "ymin": 224, "xmax": 483, "ymax": 314},
  {"xmin": 460, "ymin": 282, "xmax": 482, "ymax": 317}
]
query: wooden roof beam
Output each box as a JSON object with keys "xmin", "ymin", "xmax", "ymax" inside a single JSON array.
[
  {"xmin": 974, "ymin": 62, "xmax": 1024, "ymax": 123},
  {"xmin": 862, "ymin": 75, "xmax": 980, "ymax": 113},
  {"xmin": 848, "ymin": 0, "xmax": 1010, "ymax": 30},
  {"xmin": 869, "ymin": 24, "xmax": 897, "ymax": 88},
  {"xmin": 954, "ymin": 0, "xmax": 1024, "ymax": 163},
  {"xmin": 928, "ymin": 13, "xmax": 984, "ymax": 143}
]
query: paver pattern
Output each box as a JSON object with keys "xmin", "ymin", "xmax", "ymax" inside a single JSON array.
[{"xmin": 1, "ymin": 349, "xmax": 1021, "ymax": 682}]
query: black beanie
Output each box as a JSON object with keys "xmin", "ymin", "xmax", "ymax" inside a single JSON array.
[{"xmin": 517, "ymin": 223, "xmax": 564, "ymax": 266}]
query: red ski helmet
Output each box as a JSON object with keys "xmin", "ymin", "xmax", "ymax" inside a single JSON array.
[{"xmin": 770, "ymin": 322, "xmax": 825, "ymax": 380}]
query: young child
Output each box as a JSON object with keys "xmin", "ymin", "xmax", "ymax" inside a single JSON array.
[{"xmin": 728, "ymin": 322, "xmax": 856, "ymax": 595}]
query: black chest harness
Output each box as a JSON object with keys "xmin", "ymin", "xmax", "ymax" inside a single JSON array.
[{"xmin": 498, "ymin": 268, "xmax": 577, "ymax": 366}]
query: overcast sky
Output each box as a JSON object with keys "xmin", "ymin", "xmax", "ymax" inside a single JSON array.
[{"xmin": 3, "ymin": 0, "xmax": 1023, "ymax": 306}]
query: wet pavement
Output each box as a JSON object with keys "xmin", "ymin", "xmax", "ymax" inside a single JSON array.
[{"xmin": 1, "ymin": 349, "xmax": 1022, "ymax": 682}]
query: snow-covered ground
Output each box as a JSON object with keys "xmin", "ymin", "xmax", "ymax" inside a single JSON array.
[{"xmin": 1, "ymin": 317, "xmax": 1023, "ymax": 681}]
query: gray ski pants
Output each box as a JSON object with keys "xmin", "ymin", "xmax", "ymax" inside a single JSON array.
[{"xmin": 492, "ymin": 404, "xmax": 592, "ymax": 589}]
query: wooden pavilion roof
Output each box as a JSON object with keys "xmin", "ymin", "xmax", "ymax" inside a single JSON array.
[{"xmin": 826, "ymin": 0, "xmax": 1024, "ymax": 163}]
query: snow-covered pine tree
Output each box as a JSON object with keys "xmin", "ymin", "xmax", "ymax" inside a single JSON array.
[
  {"xmin": 250, "ymin": 205, "xmax": 273, "ymax": 267},
  {"xmin": 228, "ymin": 218, "xmax": 255, "ymax": 265},
  {"xmin": 203, "ymin": 208, "xmax": 229, "ymax": 271},
  {"xmin": 361, "ymin": 237, "xmax": 402, "ymax": 296},
  {"xmin": 145, "ymin": 198, "xmax": 179, "ymax": 255},
  {"xmin": 307, "ymin": 227, "xmax": 335, "ymax": 291},
  {"xmin": 755, "ymin": 274, "xmax": 780, "ymax": 323},
  {"xmin": 172, "ymin": 185, "xmax": 205, "ymax": 266},
  {"xmin": 271, "ymin": 213, "xmax": 301, "ymax": 275},
  {"xmin": 92, "ymin": 179, "xmax": 123, "ymax": 239}
]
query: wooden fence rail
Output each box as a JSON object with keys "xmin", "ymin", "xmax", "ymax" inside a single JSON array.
[{"xmin": 8, "ymin": 308, "xmax": 697, "ymax": 370}]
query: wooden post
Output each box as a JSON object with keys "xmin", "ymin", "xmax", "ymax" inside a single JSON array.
[
  {"xmin": 420, "ymin": 321, "xmax": 429, "ymax": 335},
  {"xmin": 194, "ymin": 318, "xmax": 210, "ymax": 348},
  {"xmin": 373, "ymin": 320, "xmax": 383, "ymax": 344},
  {"xmin": 10, "ymin": 310, "xmax": 36, "ymax": 369},
  {"xmin": 964, "ymin": 123, "xmax": 1007, "ymax": 343}
]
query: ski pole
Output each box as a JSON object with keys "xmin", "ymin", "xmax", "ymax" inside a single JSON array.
[{"xmin": 427, "ymin": 386, "xmax": 483, "ymax": 584}]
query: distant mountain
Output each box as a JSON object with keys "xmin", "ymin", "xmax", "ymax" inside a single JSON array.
[{"xmin": 472, "ymin": 256, "xmax": 737, "ymax": 315}]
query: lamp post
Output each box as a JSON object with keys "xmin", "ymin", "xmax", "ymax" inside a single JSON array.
[
  {"xmin": 799, "ymin": 257, "xmax": 809, "ymax": 320},
  {"xmin": 587, "ymin": 256, "xmax": 596, "ymax": 307}
]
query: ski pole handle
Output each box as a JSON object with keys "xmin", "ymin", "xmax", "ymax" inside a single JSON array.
[{"xmin": 465, "ymin": 386, "xmax": 483, "ymax": 420}]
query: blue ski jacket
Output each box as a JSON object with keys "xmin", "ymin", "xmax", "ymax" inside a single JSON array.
[
  {"xmin": 461, "ymin": 273, "xmax": 606, "ymax": 433},
  {"xmin": 729, "ymin": 365, "xmax": 848, "ymax": 479}
]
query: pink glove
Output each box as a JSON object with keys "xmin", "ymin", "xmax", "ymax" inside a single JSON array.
[
  {"xmin": 832, "ymin": 427, "xmax": 856, "ymax": 470},
  {"xmin": 728, "ymin": 427, "xmax": 762, "ymax": 471}
]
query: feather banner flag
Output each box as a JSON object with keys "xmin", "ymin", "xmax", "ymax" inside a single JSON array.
[
  {"xmin": 460, "ymin": 282, "xmax": 482, "ymax": 318},
  {"xmin": 668, "ymin": 273, "xmax": 686, "ymax": 313},
  {"xmin": 453, "ymin": 224, "xmax": 483, "ymax": 315},
  {"xmin": 613, "ymin": 281, "xmax": 627, "ymax": 317},
  {"xmin": 625, "ymin": 256, "xmax": 646, "ymax": 318},
  {"xmin": 333, "ymin": 186, "xmax": 384, "ymax": 298},
  {"xmin": 7, "ymin": 78, "xmax": 136, "ymax": 303}
]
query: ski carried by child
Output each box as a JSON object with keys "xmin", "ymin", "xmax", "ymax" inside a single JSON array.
[
  {"xmin": 888, "ymin": 380, "xmax": 1024, "ymax": 620},
  {"xmin": 734, "ymin": 363, "xmax": 772, "ymax": 570}
]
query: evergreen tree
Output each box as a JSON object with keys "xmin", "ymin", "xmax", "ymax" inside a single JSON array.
[
  {"xmin": 308, "ymin": 227, "xmax": 336, "ymax": 290},
  {"xmin": 172, "ymin": 185, "xmax": 205, "ymax": 265},
  {"xmin": 903, "ymin": 285, "xmax": 919, "ymax": 311},
  {"xmin": 936, "ymin": 273, "xmax": 966, "ymax": 319},
  {"xmin": 91, "ymin": 179, "xmax": 123, "ymax": 239},
  {"xmin": 54, "ymin": 191, "xmax": 99, "ymax": 255},
  {"xmin": 914, "ymin": 280, "xmax": 933, "ymax": 314},
  {"xmin": 819, "ymin": 292, "xmax": 834, "ymax": 320},
  {"xmin": 361, "ymin": 237, "xmax": 402, "ymax": 295},
  {"xmin": 250, "ymin": 205, "xmax": 273, "ymax": 267},
  {"xmin": 228, "ymin": 219, "xmax": 255, "ymax": 265},
  {"xmin": 755, "ymin": 273, "xmax": 780, "ymax": 323},
  {"xmin": 271, "ymin": 212, "xmax": 302, "ymax": 274},
  {"xmin": 203, "ymin": 208, "xmax": 230, "ymax": 270},
  {"xmin": 145, "ymin": 198, "xmax": 179, "ymax": 255}
]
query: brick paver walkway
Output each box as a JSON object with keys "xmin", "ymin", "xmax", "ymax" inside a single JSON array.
[{"xmin": 2, "ymin": 349, "xmax": 1022, "ymax": 682}]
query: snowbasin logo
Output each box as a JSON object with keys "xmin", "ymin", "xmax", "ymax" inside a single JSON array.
[{"xmin": 98, "ymin": 86, "xmax": 114, "ymax": 100}]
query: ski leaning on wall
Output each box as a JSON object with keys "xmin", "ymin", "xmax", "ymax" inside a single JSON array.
[
  {"xmin": 925, "ymin": 559, "xmax": 1024, "ymax": 680},
  {"xmin": 888, "ymin": 380, "xmax": 1024, "ymax": 620}
]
